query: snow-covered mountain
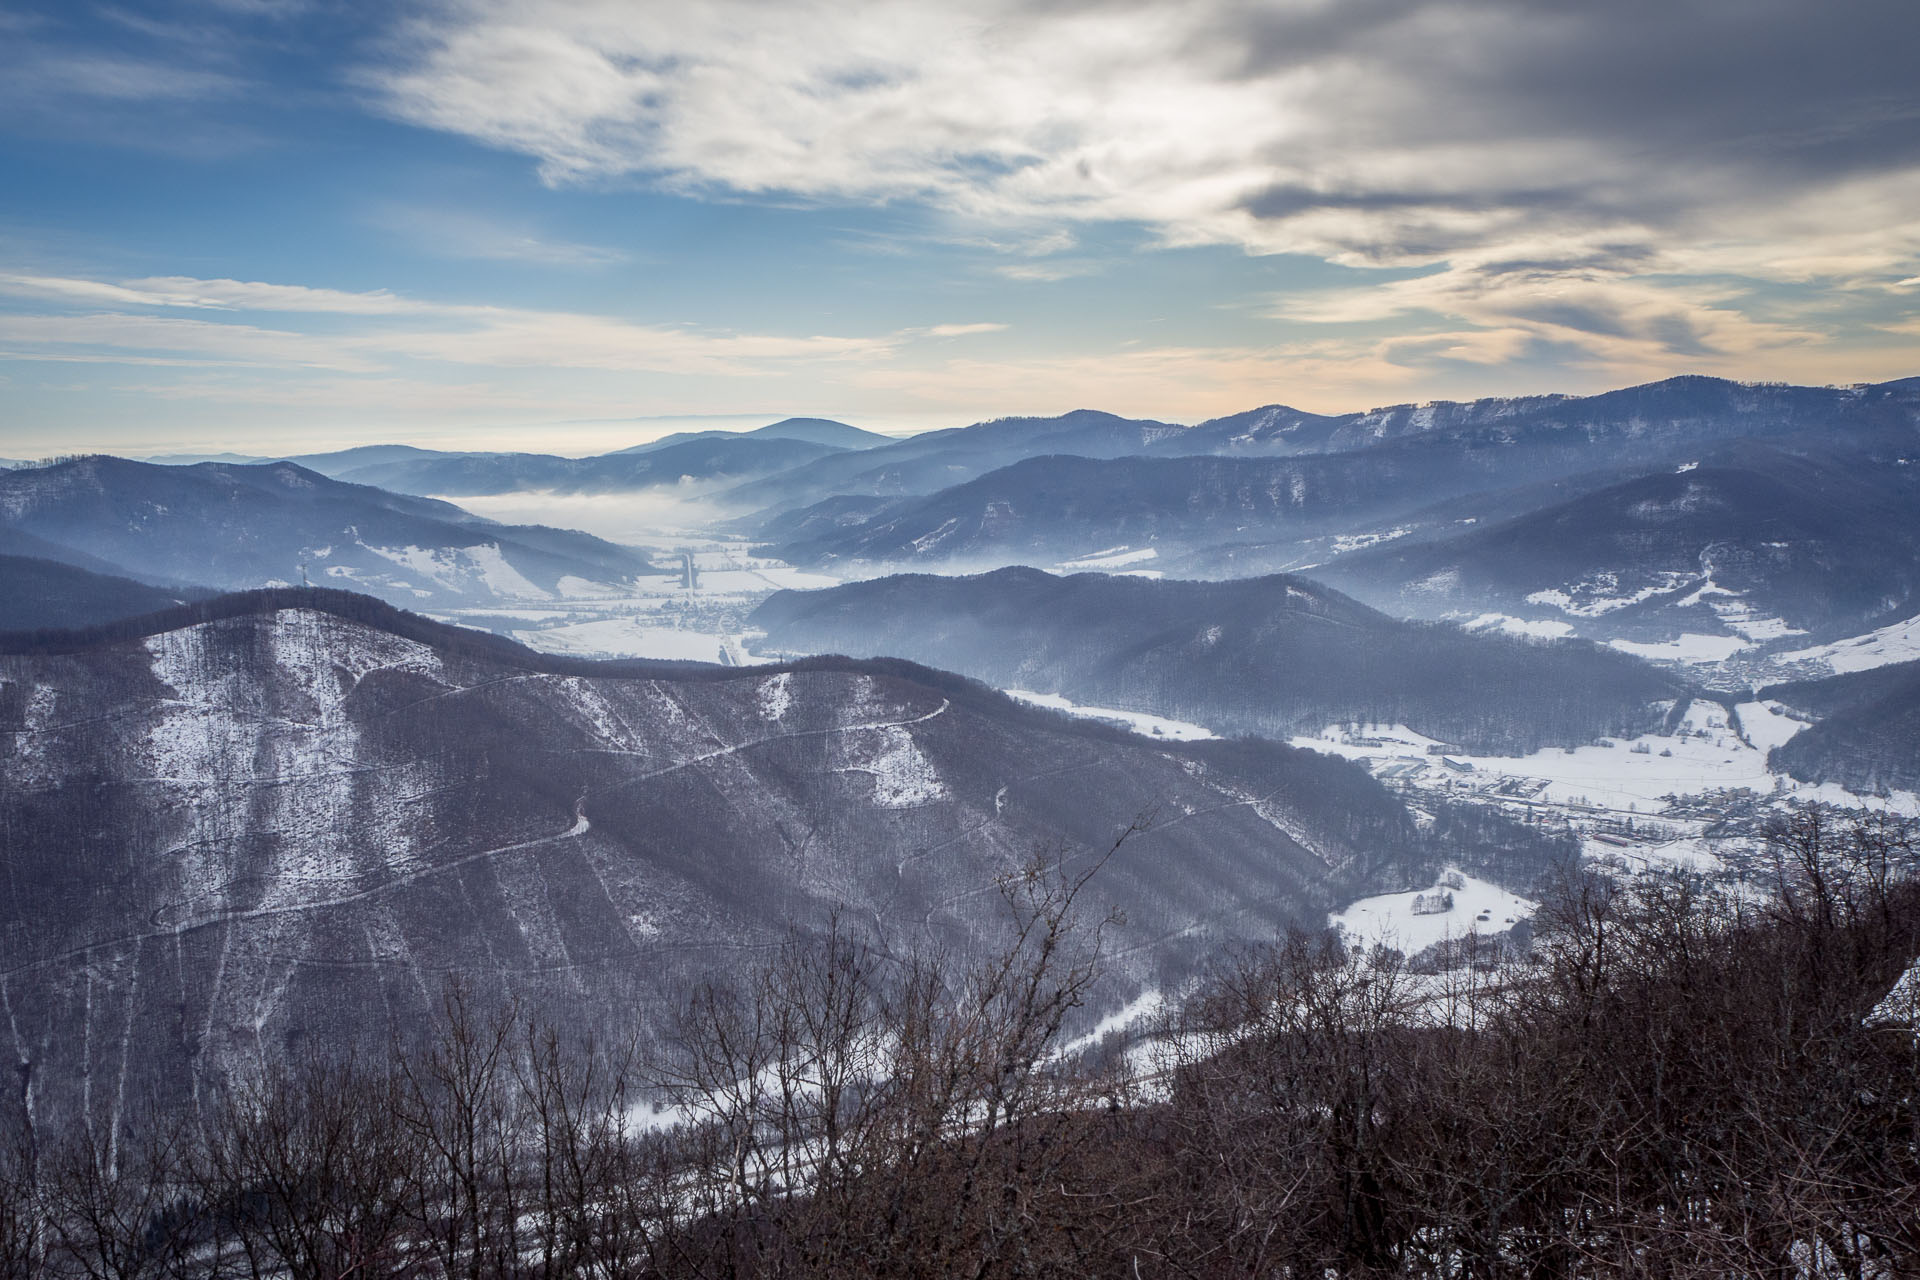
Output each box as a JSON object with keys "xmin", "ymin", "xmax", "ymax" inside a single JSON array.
[
  {"xmin": 0, "ymin": 456, "xmax": 658, "ymax": 611},
  {"xmin": 0, "ymin": 589, "xmax": 1470, "ymax": 1136},
  {"xmin": 1156, "ymin": 376, "xmax": 1920, "ymax": 460},
  {"xmin": 761, "ymin": 382, "xmax": 1920, "ymax": 655},
  {"xmin": 1314, "ymin": 445, "xmax": 1920, "ymax": 655}
]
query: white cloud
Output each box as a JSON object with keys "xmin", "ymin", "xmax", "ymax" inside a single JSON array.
[
  {"xmin": 356, "ymin": 0, "xmax": 1920, "ymax": 372},
  {"xmin": 7, "ymin": 53, "xmax": 242, "ymax": 103},
  {"xmin": 362, "ymin": 4, "xmax": 1920, "ymax": 262},
  {"xmin": 0, "ymin": 269, "xmax": 993, "ymax": 378},
  {"xmin": 992, "ymin": 260, "xmax": 1103, "ymax": 283},
  {"xmin": 1269, "ymin": 261, "xmax": 1827, "ymax": 369},
  {"xmin": 366, "ymin": 204, "xmax": 630, "ymax": 266},
  {"xmin": 0, "ymin": 312, "xmax": 386, "ymax": 371},
  {"xmin": 0, "ymin": 274, "xmax": 431, "ymax": 314},
  {"xmin": 917, "ymin": 322, "xmax": 1007, "ymax": 338}
]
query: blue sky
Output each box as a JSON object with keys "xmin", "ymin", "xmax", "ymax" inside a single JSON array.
[{"xmin": 2, "ymin": 0, "xmax": 1916, "ymax": 457}]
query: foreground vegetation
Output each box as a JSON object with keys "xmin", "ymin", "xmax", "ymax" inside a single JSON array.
[{"xmin": 2, "ymin": 809, "xmax": 1915, "ymax": 1279}]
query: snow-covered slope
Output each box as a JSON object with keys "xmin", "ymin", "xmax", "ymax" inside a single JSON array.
[
  {"xmin": 0, "ymin": 455, "xmax": 659, "ymax": 613},
  {"xmin": 0, "ymin": 591, "xmax": 1436, "ymax": 1137}
]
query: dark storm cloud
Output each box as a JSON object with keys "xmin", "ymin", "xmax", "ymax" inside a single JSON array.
[{"xmin": 1220, "ymin": 0, "xmax": 1920, "ymax": 220}]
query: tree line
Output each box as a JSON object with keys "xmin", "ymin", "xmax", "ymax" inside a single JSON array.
[{"xmin": 0, "ymin": 808, "xmax": 1914, "ymax": 1278}]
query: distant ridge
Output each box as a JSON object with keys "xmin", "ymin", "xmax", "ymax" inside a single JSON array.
[
  {"xmin": 751, "ymin": 567, "xmax": 1689, "ymax": 754},
  {"xmin": 0, "ymin": 555, "xmax": 211, "ymax": 632},
  {"xmin": 0, "ymin": 584, "xmax": 1240, "ymax": 745},
  {"xmin": 616, "ymin": 417, "xmax": 894, "ymax": 453}
]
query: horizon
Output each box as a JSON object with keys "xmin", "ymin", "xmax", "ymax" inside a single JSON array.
[{"xmin": 7, "ymin": 369, "xmax": 1917, "ymax": 465}]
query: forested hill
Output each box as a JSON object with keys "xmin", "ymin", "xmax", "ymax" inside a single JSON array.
[
  {"xmin": 750, "ymin": 568, "xmax": 1689, "ymax": 754},
  {"xmin": 0, "ymin": 455, "xmax": 656, "ymax": 609},
  {"xmin": 0, "ymin": 555, "xmax": 209, "ymax": 631},
  {"xmin": 0, "ymin": 585, "xmax": 1465, "ymax": 1136},
  {"xmin": 1763, "ymin": 659, "xmax": 1920, "ymax": 795}
]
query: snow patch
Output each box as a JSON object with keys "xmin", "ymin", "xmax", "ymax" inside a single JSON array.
[
  {"xmin": 1463, "ymin": 613, "xmax": 1576, "ymax": 639},
  {"xmin": 841, "ymin": 725, "xmax": 948, "ymax": 807},
  {"xmin": 1331, "ymin": 872, "xmax": 1535, "ymax": 955},
  {"xmin": 1526, "ymin": 570, "xmax": 1693, "ymax": 617},
  {"xmin": 1607, "ymin": 634, "xmax": 1750, "ymax": 664},
  {"xmin": 1777, "ymin": 612, "xmax": 1920, "ymax": 674},
  {"xmin": 463, "ymin": 543, "xmax": 551, "ymax": 599},
  {"xmin": 910, "ymin": 518, "xmax": 961, "ymax": 554},
  {"xmin": 1330, "ymin": 526, "xmax": 1411, "ymax": 554},
  {"xmin": 1293, "ymin": 704, "xmax": 1916, "ymax": 816},
  {"xmin": 516, "ymin": 619, "xmax": 733, "ymax": 663},
  {"xmin": 757, "ymin": 672, "xmax": 793, "ymax": 721},
  {"xmin": 555, "ymin": 574, "xmax": 626, "ymax": 598}
]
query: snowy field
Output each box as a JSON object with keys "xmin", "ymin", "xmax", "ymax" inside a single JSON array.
[
  {"xmin": 1290, "ymin": 704, "xmax": 1920, "ymax": 817},
  {"xmin": 1004, "ymin": 689, "xmax": 1217, "ymax": 741},
  {"xmin": 1607, "ymin": 633, "xmax": 1752, "ymax": 664},
  {"xmin": 432, "ymin": 543, "xmax": 840, "ymax": 661},
  {"xmin": 1778, "ymin": 612, "xmax": 1920, "ymax": 674},
  {"xmin": 513, "ymin": 619, "xmax": 745, "ymax": 663},
  {"xmin": 1331, "ymin": 872, "xmax": 1536, "ymax": 954},
  {"xmin": 1463, "ymin": 613, "xmax": 1576, "ymax": 639}
]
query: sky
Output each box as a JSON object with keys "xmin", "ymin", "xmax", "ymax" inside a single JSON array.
[{"xmin": 1, "ymin": 0, "xmax": 1917, "ymax": 457}]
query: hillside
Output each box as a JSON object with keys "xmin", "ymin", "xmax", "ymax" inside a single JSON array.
[
  {"xmin": 1316, "ymin": 445, "xmax": 1920, "ymax": 644},
  {"xmin": 750, "ymin": 568, "xmax": 1686, "ymax": 753},
  {"xmin": 616, "ymin": 417, "xmax": 894, "ymax": 453},
  {"xmin": 1158, "ymin": 376, "xmax": 1920, "ymax": 460},
  {"xmin": 767, "ymin": 379, "xmax": 1920, "ymax": 573},
  {"xmin": 302, "ymin": 434, "xmax": 849, "ymax": 496},
  {"xmin": 0, "ymin": 456, "xmax": 656, "ymax": 607},
  {"xmin": 0, "ymin": 555, "xmax": 209, "ymax": 631},
  {"xmin": 0, "ymin": 587, "xmax": 1458, "ymax": 1136},
  {"xmin": 1763, "ymin": 660, "xmax": 1920, "ymax": 794},
  {"xmin": 724, "ymin": 409, "xmax": 1188, "ymax": 514}
]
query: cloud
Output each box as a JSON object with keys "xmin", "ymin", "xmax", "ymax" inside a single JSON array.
[
  {"xmin": 0, "ymin": 269, "xmax": 957, "ymax": 377},
  {"xmin": 21, "ymin": 53, "xmax": 242, "ymax": 102},
  {"xmin": 1269, "ymin": 261, "xmax": 1827, "ymax": 369},
  {"xmin": 0, "ymin": 274, "xmax": 432, "ymax": 314},
  {"xmin": 992, "ymin": 260, "xmax": 1103, "ymax": 283},
  {"xmin": 917, "ymin": 322, "xmax": 1007, "ymax": 338},
  {"xmin": 366, "ymin": 205, "xmax": 630, "ymax": 266},
  {"xmin": 0, "ymin": 312, "xmax": 387, "ymax": 372},
  {"xmin": 357, "ymin": 0, "xmax": 1920, "ymax": 369}
]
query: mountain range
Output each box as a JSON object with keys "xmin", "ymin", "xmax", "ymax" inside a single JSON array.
[
  {"xmin": 1314, "ymin": 444, "xmax": 1920, "ymax": 647},
  {"xmin": 140, "ymin": 418, "xmax": 895, "ymax": 498},
  {"xmin": 754, "ymin": 378, "xmax": 1920, "ymax": 653},
  {"xmin": 750, "ymin": 568, "xmax": 1687, "ymax": 754},
  {"xmin": 287, "ymin": 433, "xmax": 851, "ymax": 497},
  {"xmin": 767, "ymin": 380, "xmax": 1919, "ymax": 567},
  {"xmin": 0, "ymin": 456, "xmax": 658, "ymax": 609}
]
